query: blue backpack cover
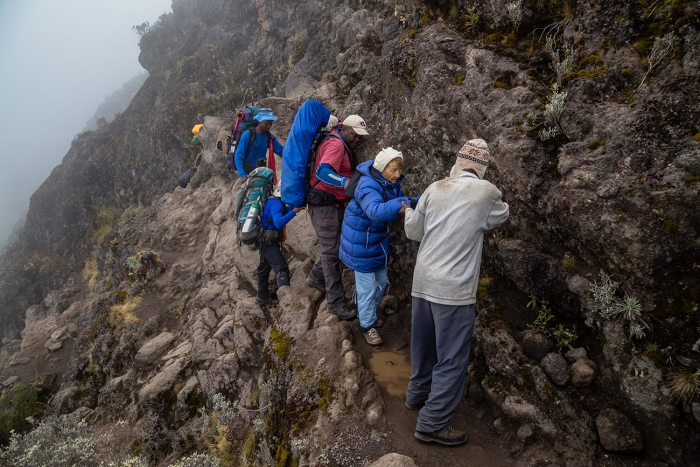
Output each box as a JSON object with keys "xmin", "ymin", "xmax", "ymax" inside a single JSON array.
[{"xmin": 281, "ymin": 100, "xmax": 331, "ymax": 207}]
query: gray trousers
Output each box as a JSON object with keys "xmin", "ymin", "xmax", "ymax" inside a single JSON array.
[
  {"xmin": 406, "ymin": 296, "xmax": 476, "ymax": 433},
  {"xmin": 308, "ymin": 204, "xmax": 346, "ymax": 311}
]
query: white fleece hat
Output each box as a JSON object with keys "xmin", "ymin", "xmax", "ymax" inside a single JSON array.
[{"xmin": 373, "ymin": 147, "xmax": 404, "ymax": 172}]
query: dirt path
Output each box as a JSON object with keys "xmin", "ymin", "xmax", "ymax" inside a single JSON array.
[{"xmin": 349, "ymin": 305, "xmax": 516, "ymax": 467}]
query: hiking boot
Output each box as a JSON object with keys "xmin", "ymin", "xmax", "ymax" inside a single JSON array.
[
  {"xmin": 414, "ymin": 425, "xmax": 467, "ymax": 446},
  {"xmin": 330, "ymin": 305, "xmax": 357, "ymax": 321},
  {"xmin": 404, "ymin": 400, "xmax": 424, "ymax": 410},
  {"xmin": 364, "ymin": 328, "xmax": 382, "ymax": 346},
  {"xmin": 255, "ymin": 296, "xmax": 278, "ymax": 307},
  {"xmin": 306, "ymin": 274, "xmax": 326, "ymax": 294}
]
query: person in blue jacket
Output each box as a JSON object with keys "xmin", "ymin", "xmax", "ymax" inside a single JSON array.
[
  {"xmin": 235, "ymin": 109, "xmax": 285, "ymax": 182},
  {"xmin": 340, "ymin": 147, "xmax": 414, "ymax": 345},
  {"xmin": 256, "ymin": 183, "xmax": 303, "ymax": 306}
]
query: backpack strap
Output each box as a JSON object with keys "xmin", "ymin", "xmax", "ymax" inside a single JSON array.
[{"xmin": 243, "ymin": 128, "xmax": 257, "ymax": 163}]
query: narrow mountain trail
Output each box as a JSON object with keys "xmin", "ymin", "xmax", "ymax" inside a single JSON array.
[{"xmin": 348, "ymin": 302, "xmax": 516, "ymax": 467}]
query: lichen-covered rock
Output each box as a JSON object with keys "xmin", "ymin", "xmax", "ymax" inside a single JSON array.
[
  {"xmin": 595, "ymin": 408, "xmax": 643, "ymax": 453},
  {"xmin": 522, "ymin": 330, "xmax": 554, "ymax": 361},
  {"xmin": 571, "ymin": 358, "xmax": 597, "ymax": 388},
  {"xmin": 540, "ymin": 353, "xmax": 571, "ymax": 387}
]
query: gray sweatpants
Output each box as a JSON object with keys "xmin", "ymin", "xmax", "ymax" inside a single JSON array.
[{"xmin": 406, "ymin": 296, "xmax": 476, "ymax": 433}]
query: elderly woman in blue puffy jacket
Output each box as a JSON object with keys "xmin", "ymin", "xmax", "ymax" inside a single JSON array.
[{"xmin": 340, "ymin": 147, "xmax": 412, "ymax": 345}]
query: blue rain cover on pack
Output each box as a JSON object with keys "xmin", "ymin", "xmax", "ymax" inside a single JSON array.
[{"xmin": 280, "ymin": 100, "xmax": 331, "ymax": 207}]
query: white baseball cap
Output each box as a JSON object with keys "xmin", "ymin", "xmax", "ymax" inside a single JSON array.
[{"xmin": 342, "ymin": 115, "xmax": 369, "ymax": 135}]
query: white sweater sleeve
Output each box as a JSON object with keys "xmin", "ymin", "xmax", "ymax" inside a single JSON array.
[
  {"xmin": 485, "ymin": 196, "xmax": 509, "ymax": 231},
  {"xmin": 404, "ymin": 203, "xmax": 426, "ymax": 242}
]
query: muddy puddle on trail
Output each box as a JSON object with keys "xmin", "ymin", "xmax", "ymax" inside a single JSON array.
[{"xmin": 368, "ymin": 351, "xmax": 412, "ymax": 397}]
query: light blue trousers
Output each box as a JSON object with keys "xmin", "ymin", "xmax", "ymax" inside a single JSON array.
[{"xmin": 354, "ymin": 268, "xmax": 389, "ymax": 332}]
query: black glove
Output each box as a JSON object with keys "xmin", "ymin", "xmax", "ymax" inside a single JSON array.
[{"xmin": 410, "ymin": 198, "xmax": 418, "ymax": 210}]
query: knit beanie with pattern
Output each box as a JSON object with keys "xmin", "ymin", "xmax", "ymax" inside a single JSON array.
[{"xmin": 450, "ymin": 138, "xmax": 490, "ymax": 179}]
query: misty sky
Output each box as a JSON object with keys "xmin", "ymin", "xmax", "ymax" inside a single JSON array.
[{"xmin": 0, "ymin": 0, "xmax": 172, "ymax": 243}]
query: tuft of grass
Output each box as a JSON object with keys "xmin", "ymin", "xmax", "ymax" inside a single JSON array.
[
  {"xmin": 666, "ymin": 370, "xmax": 700, "ymax": 402},
  {"xmin": 82, "ymin": 256, "xmax": 99, "ymax": 290},
  {"xmin": 90, "ymin": 204, "xmax": 119, "ymax": 244},
  {"xmin": 108, "ymin": 295, "xmax": 143, "ymax": 326},
  {"xmin": 455, "ymin": 74, "xmax": 466, "ymax": 85}
]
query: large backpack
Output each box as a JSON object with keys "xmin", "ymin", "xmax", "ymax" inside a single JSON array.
[
  {"xmin": 280, "ymin": 100, "xmax": 331, "ymax": 207},
  {"xmin": 234, "ymin": 167, "xmax": 275, "ymax": 245},
  {"xmin": 226, "ymin": 106, "xmax": 261, "ymax": 170}
]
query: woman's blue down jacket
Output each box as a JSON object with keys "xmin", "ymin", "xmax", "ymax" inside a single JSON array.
[{"xmin": 340, "ymin": 160, "xmax": 408, "ymax": 273}]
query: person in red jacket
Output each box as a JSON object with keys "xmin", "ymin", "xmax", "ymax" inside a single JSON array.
[{"xmin": 306, "ymin": 115, "xmax": 368, "ymax": 320}]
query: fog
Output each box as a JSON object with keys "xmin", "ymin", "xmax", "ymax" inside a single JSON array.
[{"xmin": 0, "ymin": 0, "xmax": 172, "ymax": 245}]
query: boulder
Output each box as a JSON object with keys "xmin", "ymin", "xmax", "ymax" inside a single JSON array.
[
  {"xmin": 522, "ymin": 330, "xmax": 554, "ymax": 361},
  {"xmin": 540, "ymin": 353, "xmax": 571, "ymax": 386},
  {"xmin": 595, "ymin": 408, "xmax": 643, "ymax": 453},
  {"xmin": 367, "ymin": 453, "xmax": 418, "ymax": 467},
  {"xmin": 564, "ymin": 347, "xmax": 587, "ymax": 363},
  {"xmin": 571, "ymin": 358, "xmax": 597, "ymax": 387},
  {"xmin": 134, "ymin": 332, "xmax": 176, "ymax": 369}
]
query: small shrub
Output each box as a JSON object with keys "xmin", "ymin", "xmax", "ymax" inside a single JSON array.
[
  {"xmin": 552, "ymin": 324, "xmax": 578, "ymax": 351},
  {"xmin": 562, "ymin": 252, "xmax": 577, "ymax": 271},
  {"xmin": 455, "ymin": 74, "xmax": 466, "ymax": 85},
  {"xmin": 637, "ymin": 32, "xmax": 676, "ymax": 91},
  {"xmin": 506, "ymin": 0, "xmax": 523, "ymax": 32},
  {"xmin": 588, "ymin": 272, "xmax": 648, "ymax": 339},
  {"xmin": 269, "ymin": 329, "xmax": 292, "ymax": 361},
  {"xmin": 91, "ymin": 205, "xmax": 120, "ymax": 245},
  {"xmin": 0, "ymin": 384, "xmax": 37, "ymax": 445}
]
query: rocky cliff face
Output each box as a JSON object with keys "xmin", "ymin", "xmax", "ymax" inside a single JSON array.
[{"xmin": 1, "ymin": 0, "xmax": 699, "ymax": 465}]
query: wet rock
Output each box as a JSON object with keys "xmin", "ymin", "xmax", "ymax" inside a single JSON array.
[
  {"xmin": 540, "ymin": 353, "xmax": 571, "ymax": 386},
  {"xmin": 367, "ymin": 453, "xmax": 418, "ymax": 467},
  {"xmin": 522, "ymin": 330, "xmax": 554, "ymax": 361},
  {"xmin": 595, "ymin": 408, "xmax": 643, "ymax": 453},
  {"xmin": 571, "ymin": 358, "xmax": 597, "ymax": 388},
  {"xmin": 134, "ymin": 332, "xmax": 176, "ymax": 369},
  {"xmin": 564, "ymin": 347, "xmax": 587, "ymax": 363}
]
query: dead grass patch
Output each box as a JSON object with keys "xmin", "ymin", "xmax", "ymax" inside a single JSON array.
[
  {"xmin": 108, "ymin": 295, "xmax": 143, "ymax": 327},
  {"xmin": 83, "ymin": 257, "xmax": 99, "ymax": 290}
]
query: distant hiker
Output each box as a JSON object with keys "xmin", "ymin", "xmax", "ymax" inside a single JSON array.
[
  {"xmin": 339, "ymin": 148, "xmax": 412, "ymax": 345},
  {"xmin": 255, "ymin": 183, "xmax": 304, "ymax": 306},
  {"xmin": 404, "ymin": 139, "xmax": 509, "ymax": 446},
  {"xmin": 235, "ymin": 109, "xmax": 284, "ymax": 183},
  {"xmin": 178, "ymin": 125, "xmax": 205, "ymax": 188},
  {"xmin": 306, "ymin": 115, "xmax": 369, "ymax": 321}
]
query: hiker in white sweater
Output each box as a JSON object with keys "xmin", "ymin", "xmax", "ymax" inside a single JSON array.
[{"xmin": 403, "ymin": 138, "xmax": 509, "ymax": 446}]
